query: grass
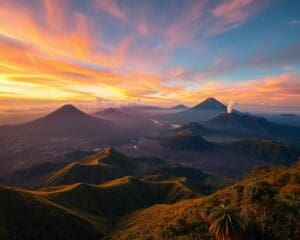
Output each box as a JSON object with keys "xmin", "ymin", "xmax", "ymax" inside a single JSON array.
[{"xmin": 111, "ymin": 163, "xmax": 300, "ymax": 240}]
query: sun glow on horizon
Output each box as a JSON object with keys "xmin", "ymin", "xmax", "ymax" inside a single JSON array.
[{"xmin": 0, "ymin": 0, "xmax": 299, "ymax": 111}]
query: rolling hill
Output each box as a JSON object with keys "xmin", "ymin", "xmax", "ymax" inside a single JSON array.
[
  {"xmin": 112, "ymin": 162, "xmax": 300, "ymax": 240},
  {"xmin": 161, "ymin": 131, "xmax": 213, "ymax": 151},
  {"xmin": 224, "ymin": 138, "xmax": 299, "ymax": 165},
  {"xmin": 42, "ymin": 176, "xmax": 197, "ymax": 233},
  {"xmin": 0, "ymin": 176, "xmax": 198, "ymax": 239},
  {"xmin": 1, "ymin": 150, "xmax": 94, "ymax": 189},
  {"xmin": 31, "ymin": 148, "xmax": 227, "ymax": 194},
  {"xmin": 1, "ymin": 156, "xmax": 298, "ymax": 240},
  {"xmin": 43, "ymin": 147, "xmax": 164, "ymax": 187},
  {"xmin": 0, "ymin": 185, "xmax": 102, "ymax": 240}
]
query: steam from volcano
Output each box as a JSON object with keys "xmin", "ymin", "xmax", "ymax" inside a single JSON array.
[{"xmin": 227, "ymin": 100, "xmax": 235, "ymax": 114}]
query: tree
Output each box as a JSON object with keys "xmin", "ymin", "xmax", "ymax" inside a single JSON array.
[{"xmin": 208, "ymin": 204, "xmax": 243, "ymax": 240}]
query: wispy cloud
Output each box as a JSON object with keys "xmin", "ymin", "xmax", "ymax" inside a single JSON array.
[
  {"xmin": 0, "ymin": 0, "xmax": 298, "ymax": 109},
  {"xmin": 287, "ymin": 19, "xmax": 300, "ymax": 25},
  {"xmin": 94, "ymin": 0, "xmax": 129, "ymax": 23}
]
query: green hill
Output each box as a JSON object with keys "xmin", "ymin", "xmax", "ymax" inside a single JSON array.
[
  {"xmin": 143, "ymin": 162, "xmax": 231, "ymax": 194},
  {"xmin": 39, "ymin": 148, "xmax": 228, "ymax": 195},
  {"xmin": 44, "ymin": 147, "xmax": 164, "ymax": 187},
  {"xmin": 0, "ymin": 176, "xmax": 198, "ymax": 239},
  {"xmin": 112, "ymin": 163, "xmax": 300, "ymax": 240},
  {"xmin": 42, "ymin": 176, "xmax": 197, "ymax": 233},
  {"xmin": 224, "ymin": 138, "xmax": 299, "ymax": 165},
  {"xmin": 0, "ymin": 185, "xmax": 102, "ymax": 240},
  {"xmin": 1, "ymin": 161, "xmax": 299, "ymax": 240}
]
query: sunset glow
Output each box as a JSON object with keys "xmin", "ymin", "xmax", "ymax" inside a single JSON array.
[{"xmin": 0, "ymin": 0, "xmax": 300, "ymax": 111}]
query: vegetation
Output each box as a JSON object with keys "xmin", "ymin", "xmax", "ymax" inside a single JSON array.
[
  {"xmin": 22, "ymin": 148, "xmax": 228, "ymax": 196},
  {"xmin": 0, "ymin": 186, "xmax": 102, "ymax": 240},
  {"xmin": 225, "ymin": 138, "xmax": 299, "ymax": 165},
  {"xmin": 208, "ymin": 204, "xmax": 243, "ymax": 240},
  {"xmin": 0, "ymin": 148, "xmax": 299, "ymax": 240},
  {"xmin": 44, "ymin": 147, "xmax": 165, "ymax": 187},
  {"xmin": 113, "ymin": 163, "xmax": 300, "ymax": 240}
]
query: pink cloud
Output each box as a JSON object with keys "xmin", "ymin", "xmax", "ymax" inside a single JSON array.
[
  {"xmin": 212, "ymin": 0, "xmax": 254, "ymax": 22},
  {"xmin": 208, "ymin": 0, "xmax": 270, "ymax": 36},
  {"xmin": 94, "ymin": 0, "xmax": 128, "ymax": 23}
]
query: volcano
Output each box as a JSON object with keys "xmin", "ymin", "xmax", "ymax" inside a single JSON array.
[
  {"xmin": 169, "ymin": 104, "xmax": 189, "ymax": 110},
  {"xmin": 191, "ymin": 97, "xmax": 226, "ymax": 111},
  {"xmin": 0, "ymin": 104, "xmax": 116, "ymax": 138},
  {"xmin": 163, "ymin": 98, "xmax": 227, "ymax": 123},
  {"xmin": 204, "ymin": 112, "xmax": 300, "ymax": 139}
]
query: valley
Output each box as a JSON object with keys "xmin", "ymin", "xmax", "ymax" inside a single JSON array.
[{"xmin": 0, "ymin": 97, "xmax": 299, "ymax": 240}]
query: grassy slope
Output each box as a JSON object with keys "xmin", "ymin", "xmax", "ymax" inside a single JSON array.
[
  {"xmin": 40, "ymin": 148, "xmax": 229, "ymax": 196},
  {"xmin": 1, "ymin": 161, "xmax": 298, "ymax": 240},
  {"xmin": 0, "ymin": 185, "xmax": 102, "ymax": 240},
  {"xmin": 43, "ymin": 147, "xmax": 164, "ymax": 187},
  {"xmin": 112, "ymin": 163, "xmax": 300, "ymax": 240},
  {"xmin": 41, "ymin": 176, "xmax": 198, "ymax": 234}
]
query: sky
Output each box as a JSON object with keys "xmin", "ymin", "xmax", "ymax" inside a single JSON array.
[{"xmin": 0, "ymin": 0, "xmax": 300, "ymax": 114}]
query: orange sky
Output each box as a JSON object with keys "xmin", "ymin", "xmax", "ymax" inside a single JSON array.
[{"xmin": 0, "ymin": 0, "xmax": 300, "ymax": 113}]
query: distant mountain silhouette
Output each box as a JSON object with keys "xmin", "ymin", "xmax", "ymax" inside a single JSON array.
[
  {"xmin": 204, "ymin": 112, "xmax": 270, "ymax": 136},
  {"xmin": 169, "ymin": 104, "xmax": 189, "ymax": 110},
  {"xmin": 95, "ymin": 107, "xmax": 126, "ymax": 116},
  {"xmin": 1, "ymin": 104, "xmax": 115, "ymax": 137},
  {"xmin": 163, "ymin": 98, "xmax": 227, "ymax": 123},
  {"xmin": 279, "ymin": 113, "xmax": 299, "ymax": 118},
  {"xmin": 162, "ymin": 131, "xmax": 213, "ymax": 151},
  {"xmin": 94, "ymin": 107, "xmax": 131, "ymax": 121},
  {"xmin": 191, "ymin": 97, "xmax": 226, "ymax": 111},
  {"xmin": 204, "ymin": 112, "xmax": 300, "ymax": 139},
  {"xmin": 175, "ymin": 122, "xmax": 211, "ymax": 135},
  {"xmin": 0, "ymin": 105, "xmax": 130, "ymax": 176}
]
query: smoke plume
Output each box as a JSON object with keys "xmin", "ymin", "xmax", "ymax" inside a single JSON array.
[{"xmin": 227, "ymin": 100, "xmax": 235, "ymax": 114}]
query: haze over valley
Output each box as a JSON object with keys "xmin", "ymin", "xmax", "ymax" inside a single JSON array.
[{"xmin": 0, "ymin": 1, "xmax": 300, "ymax": 240}]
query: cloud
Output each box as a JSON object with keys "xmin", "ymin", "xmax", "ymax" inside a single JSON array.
[
  {"xmin": 186, "ymin": 73, "xmax": 300, "ymax": 106},
  {"xmin": 208, "ymin": 0, "xmax": 270, "ymax": 36},
  {"xmin": 0, "ymin": 0, "xmax": 297, "ymax": 109},
  {"xmin": 249, "ymin": 43, "xmax": 300, "ymax": 67},
  {"xmin": 94, "ymin": 0, "xmax": 129, "ymax": 23},
  {"xmin": 288, "ymin": 19, "xmax": 300, "ymax": 25},
  {"xmin": 212, "ymin": 0, "xmax": 254, "ymax": 22}
]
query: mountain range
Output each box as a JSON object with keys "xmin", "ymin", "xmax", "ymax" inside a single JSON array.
[
  {"xmin": 2, "ymin": 148, "xmax": 229, "ymax": 194},
  {"xmin": 0, "ymin": 104, "xmax": 116, "ymax": 138},
  {"xmin": 1, "ymin": 159, "xmax": 298, "ymax": 240},
  {"xmin": 204, "ymin": 111, "xmax": 300, "ymax": 140},
  {"xmin": 163, "ymin": 97, "xmax": 227, "ymax": 123},
  {"xmin": 0, "ymin": 105, "xmax": 130, "ymax": 175}
]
